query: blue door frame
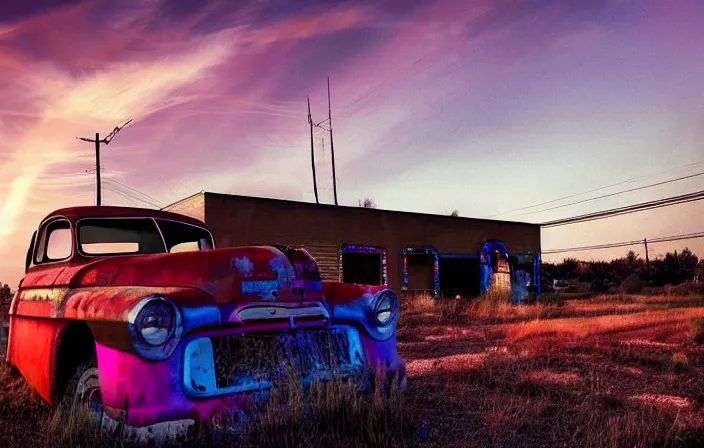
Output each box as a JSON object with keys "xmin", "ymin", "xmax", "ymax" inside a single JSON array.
[{"xmin": 533, "ymin": 252, "xmax": 542, "ymax": 297}]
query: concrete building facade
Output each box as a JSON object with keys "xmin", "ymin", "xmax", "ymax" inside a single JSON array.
[{"xmin": 163, "ymin": 192, "xmax": 542, "ymax": 301}]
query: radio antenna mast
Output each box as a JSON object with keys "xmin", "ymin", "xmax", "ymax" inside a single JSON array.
[
  {"xmin": 307, "ymin": 97, "xmax": 319, "ymax": 204},
  {"xmin": 328, "ymin": 77, "xmax": 338, "ymax": 205}
]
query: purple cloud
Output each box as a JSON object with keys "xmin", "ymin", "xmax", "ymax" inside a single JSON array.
[{"xmin": 1, "ymin": 0, "xmax": 704, "ymax": 286}]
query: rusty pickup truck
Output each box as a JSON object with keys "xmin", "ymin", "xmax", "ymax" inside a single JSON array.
[{"xmin": 6, "ymin": 205, "xmax": 406, "ymax": 442}]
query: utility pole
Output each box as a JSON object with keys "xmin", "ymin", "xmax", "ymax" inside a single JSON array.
[
  {"xmin": 85, "ymin": 166, "xmax": 104, "ymax": 204},
  {"xmin": 307, "ymin": 97, "xmax": 319, "ymax": 204},
  {"xmin": 644, "ymin": 238, "xmax": 650, "ymax": 266},
  {"xmin": 77, "ymin": 119, "xmax": 132, "ymax": 206},
  {"xmin": 327, "ymin": 77, "xmax": 338, "ymax": 206}
]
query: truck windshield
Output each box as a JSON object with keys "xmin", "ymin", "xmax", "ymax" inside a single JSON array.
[{"xmin": 77, "ymin": 218, "xmax": 214, "ymax": 255}]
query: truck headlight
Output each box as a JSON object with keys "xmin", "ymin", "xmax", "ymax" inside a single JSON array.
[
  {"xmin": 128, "ymin": 295, "xmax": 183, "ymax": 361},
  {"xmin": 136, "ymin": 300, "xmax": 176, "ymax": 345},
  {"xmin": 373, "ymin": 291, "xmax": 396, "ymax": 326},
  {"xmin": 369, "ymin": 289, "xmax": 399, "ymax": 339}
]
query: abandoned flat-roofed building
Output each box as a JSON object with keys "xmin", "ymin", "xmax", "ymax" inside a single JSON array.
[{"xmin": 163, "ymin": 192, "xmax": 542, "ymax": 302}]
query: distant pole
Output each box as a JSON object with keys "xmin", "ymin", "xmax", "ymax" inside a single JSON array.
[
  {"xmin": 307, "ymin": 97, "xmax": 319, "ymax": 204},
  {"xmin": 327, "ymin": 77, "xmax": 338, "ymax": 206},
  {"xmin": 644, "ymin": 238, "xmax": 650, "ymax": 266},
  {"xmin": 77, "ymin": 118, "xmax": 133, "ymax": 207},
  {"xmin": 94, "ymin": 133, "xmax": 101, "ymax": 206}
]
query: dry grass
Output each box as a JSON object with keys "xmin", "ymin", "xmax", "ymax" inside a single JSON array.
[
  {"xmin": 3, "ymin": 292, "xmax": 704, "ymax": 447},
  {"xmin": 0, "ymin": 363, "xmax": 414, "ymax": 448},
  {"xmin": 397, "ymin": 292, "xmax": 704, "ymax": 447},
  {"xmin": 504, "ymin": 308, "xmax": 704, "ymax": 343}
]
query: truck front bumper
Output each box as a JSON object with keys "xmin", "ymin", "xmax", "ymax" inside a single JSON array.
[{"xmin": 93, "ymin": 324, "xmax": 406, "ymax": 443}]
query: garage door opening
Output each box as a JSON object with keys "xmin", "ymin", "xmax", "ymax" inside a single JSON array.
[
  {"xmin": 403, "ymin": 247, "xmax": 439, "ymax": 296},
  {"xmin": 439, "ymin": 256, "xmax": 481, "ymax": 298},
  {"xmin": 340, "ymin": 245, "xmax": 387, "ymax": 286}
]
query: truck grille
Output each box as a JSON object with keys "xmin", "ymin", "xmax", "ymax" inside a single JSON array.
[{"xmin": 210, "ymin": 328, "xmax": 356, "ymax": 390}]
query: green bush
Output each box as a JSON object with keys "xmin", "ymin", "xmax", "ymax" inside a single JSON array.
[{"xmin": 618, "ymin": 274, "xmax": 643, "ymax": 294}]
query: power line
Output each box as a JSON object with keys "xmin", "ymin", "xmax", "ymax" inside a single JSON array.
[
  {"xmin": 540, "ymin": 189, "xmax": 704, "ymax": 228},
  {"xmin": 102, "ymin": 184, "xmax": 161, "ymax": 209},
  {"xmin": 543, "ymin": 231, "xmax": 704, "ymax": 255},
  {"xmin": 77, "ymin": 170, "xmax": 163, "ymax": 207},
  {"xmin": 488, "ymin": 160, "xmax": 704, "ymax": 218},
  {"xmin": 522, "ymin": 170, "xmax": 704, "ymax": 216},
  {"xmin": 543, "ymin": 239, "xmax": 644, "ymax": 254},
  {"xmin": 103, "ymin": 186, "xmax": 160, "ymax": 208},
  {"xmin": 334, "ymin": 53, "xmax": 432, "ymax": 116},
  {"xmin": 102, "ymin": 178, "xmax": 163, "ymax": 206},
  {"xmin": 102, "ymin": 185, "xmax": 141, "ymax": 207}
]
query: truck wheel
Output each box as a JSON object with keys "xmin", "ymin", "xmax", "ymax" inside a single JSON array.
[{"xmin": 63, "ymin": 355, "xmax": 102, "ymax": 411}]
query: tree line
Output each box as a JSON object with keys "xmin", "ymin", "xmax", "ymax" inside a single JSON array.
[
  {"xmin": 541, "ymin": 247, "xmax": 704, "ymax": 293},
  {"xmin": 0, "ymin": 282, "xmax": 11, "ymax": 321}
]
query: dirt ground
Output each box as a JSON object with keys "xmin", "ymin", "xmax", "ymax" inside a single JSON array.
[
  {"xmin": 2, "ymin": 293, "xmax": 704, "ymax": 447},
  {"xmin": 397, "ymin": 293, "xmax": 704, "ymax": 447}
]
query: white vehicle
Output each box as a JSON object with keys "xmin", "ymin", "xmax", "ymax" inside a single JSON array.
[{"xmin": 553, "ymin": 279, "xmax": 570, "ymax": 293}]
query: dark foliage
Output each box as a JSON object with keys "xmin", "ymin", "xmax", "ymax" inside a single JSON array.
[
  {"xmin": 0, "ymin": 283, "xmax": 12, "ymax": 321},
  {"xmin": 543, "ymin": 248, "xmax": 703, "ymax": 291}
]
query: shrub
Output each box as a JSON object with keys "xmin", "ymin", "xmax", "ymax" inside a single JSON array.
[
  {"xmin": 672, "ymin": 352, "xmax": 689, "ymax": 373},
  {"xmin": 691, "ymin": 317, "xmax": 704, "ymax": 345},
  {"xmin": 589, "ymin": 279, "xmax": 609, "ymax": 293},
  {"xmin": 537, "ymin": 293, "xmax": 565, "ymax": 306},
  {"xmin": 666, "ymin": 282, "xmax": 704, "ymax": 297},
  {"xmin": 641, "ymin": 286, "xmax": 666, "ymax": 296},
  {"xmin": 618, "ymin": 274, "xmax": 643, "ymax": 294}
]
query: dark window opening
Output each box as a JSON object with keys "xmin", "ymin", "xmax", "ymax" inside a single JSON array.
[
  {"xmin": 156, "ymin": 219, "xmax": 214, "ymax": 253},
  {"xmin": 439, "ymin": 258, "xmax": 480, "ymax": 298},
  {"xmin": 406, "ymin": 253, "xmax": 435, "ymax": 290},
  {"xmin": 342, "ymin": 252, "xmax": 383, "ymax": 285}
]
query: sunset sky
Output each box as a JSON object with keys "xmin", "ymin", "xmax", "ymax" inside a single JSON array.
[{"xmin": 1, "ymin": 0, "xmax": 703, "ymax": 286}]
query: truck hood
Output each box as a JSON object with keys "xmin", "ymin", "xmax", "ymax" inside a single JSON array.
[{"xmin": 65, "ymin": 246, "xmax": 321, "ymax": 304}]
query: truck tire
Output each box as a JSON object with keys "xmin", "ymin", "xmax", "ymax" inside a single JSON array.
[{"xmin": 63, "ymin": 355, "xmax": 102, "ymax": 412}]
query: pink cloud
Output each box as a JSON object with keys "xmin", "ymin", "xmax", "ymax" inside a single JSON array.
[
  {"xmin": 0, "ymin": 0, "xmax": 380, "ymax": 286},
  {"xmin": 247, "ymin": 5, "xmax": 371, "ymax": 45},
  {"xmin": 0, "ymin": 9, "xmax": 239, "ymax": 246}
]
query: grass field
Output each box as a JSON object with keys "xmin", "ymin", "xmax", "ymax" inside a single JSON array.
[{"xmin": 2, "ymin": 292, "xmax": 704, "ymax": 447}]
